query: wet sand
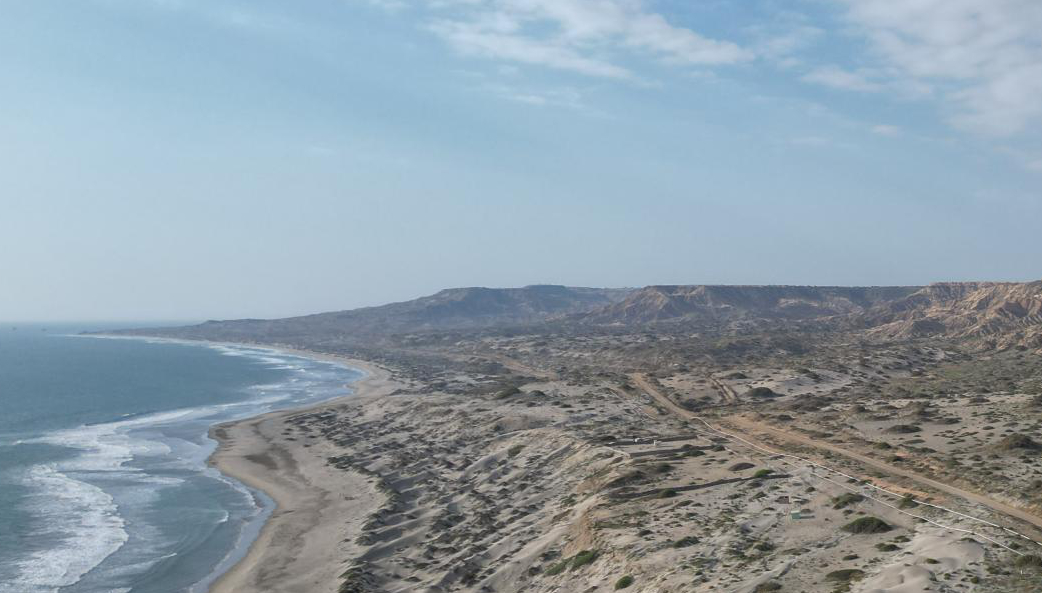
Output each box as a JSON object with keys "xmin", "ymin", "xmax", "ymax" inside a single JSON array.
[{"xmin": 207, "ymin": 355, "xmax": 398, "ymax": 593}]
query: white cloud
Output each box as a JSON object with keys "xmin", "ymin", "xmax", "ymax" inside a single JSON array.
[
  {"xmin": 745, "ymin": 13, "xmax": 823, "ymax": 69},
  {"xmin": 871, "ymin": 124, "xmax": 902, "ymax": 136},
  {"xmin": 429, "ymin": 17, "xmax": 632, "ymax": 78},
  {"xmin": 801, "ymin": 65, "xmax": 881, "ymax": 92},
  {"xmin": 426, "ymin": 0, "xmax": 749, "ymax": 79},
  {"xmin": 837, "ymin": 0, "xmax": 1042, "ymax": 136},
  {"xmin": 481, "ymin": 83, "xmax": 587, "ymax": 110}
]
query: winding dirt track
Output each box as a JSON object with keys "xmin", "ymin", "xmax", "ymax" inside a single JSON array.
[{"xmin": 629, "ymin": 373, "xmax": 1042, "ymax": 537}]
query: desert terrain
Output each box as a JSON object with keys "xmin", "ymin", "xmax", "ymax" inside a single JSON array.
[{"xmin": 117, "ymin": 282, "xmax": 1042, "ymax": 592}]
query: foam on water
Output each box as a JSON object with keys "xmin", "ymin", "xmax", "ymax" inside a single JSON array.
[
  {"xmin": 0, "ymin": 339, "xmax": 362, "ymax": 593},
  {"xmin": 0, "ymin": 466, "xmax": 127, "ymax": 593}
]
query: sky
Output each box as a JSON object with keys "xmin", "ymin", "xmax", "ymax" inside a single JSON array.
[{"xmin": 1, "ymin": 0, "xmax": 1041, "ymax": 321}]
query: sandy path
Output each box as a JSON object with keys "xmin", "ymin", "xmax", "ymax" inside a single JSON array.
[
  {"xmin": 207, "ymin": 356, "xmax": 399, "ymax": 593},
  {"xmin": 629, "ymin": 373, "xmax": 1042, "ymax": 537}
]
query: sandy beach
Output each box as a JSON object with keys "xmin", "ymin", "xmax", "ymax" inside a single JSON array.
[
  {"xmin": 197, "ymin": 343, "xmax": 1042, "ymax": 593},
  {"xmin": 207, "ymin": 354, "xmax": 399, "ymax": 593}
]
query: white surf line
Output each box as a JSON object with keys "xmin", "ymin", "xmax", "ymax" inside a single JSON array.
[{"xmin": 683, "ymin": 415, "xmax": 1042, "ymax": 556}]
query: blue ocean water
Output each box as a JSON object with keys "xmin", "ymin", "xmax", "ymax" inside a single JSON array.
[{"xmin": 0, "ymin": 324, "xmax": 362, "ymax": 593}]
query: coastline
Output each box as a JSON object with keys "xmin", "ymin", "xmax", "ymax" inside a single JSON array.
[{"xmin": 206, "ymin": 351, "xmax": 399, "ymax": 593}]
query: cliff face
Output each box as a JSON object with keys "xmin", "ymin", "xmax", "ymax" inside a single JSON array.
[
  {"xmin": 580, "ymin": 285, "xmax": 920, "ymax": 324},
  {"xmin": 861, "ymin": 281, "xmax": 1042, "ymax": 347}
]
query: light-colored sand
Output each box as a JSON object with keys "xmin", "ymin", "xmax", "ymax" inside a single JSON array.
[
  {"xmin": 199, "ymin": 345, "xmax": 1037, "ymax": 592},
  {"xmin": 208, "ymin": 354, "xmax": 399, "ymax": 593}
]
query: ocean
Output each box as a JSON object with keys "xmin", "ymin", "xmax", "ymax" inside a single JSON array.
[{"xmin": 0, "ymin": 324, "xmax": 362, "ymax": 592}]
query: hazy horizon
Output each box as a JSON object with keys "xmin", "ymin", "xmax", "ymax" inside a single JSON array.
[
  {"xmin": 3, "ymin": 1, "xmax": 1041, "ymax": 321},
  {"xmin": 6, "ymin": 277, "xmax": 1042, "ymax": 325}
]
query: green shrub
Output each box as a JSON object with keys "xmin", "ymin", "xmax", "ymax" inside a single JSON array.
[
  {"xmin": 826, "ymin": 569, "xmax": 865, "ymax": 582},
  {"xmin": 753, "ymin": 583, "xmax": 782, "ymax": 593},
  {"xmin": 495, "ymin": 386, "xmax": 522, "ymax": 399},
  {"xmin": 898, "ymin": 494, "xmax": 919, "ymax": 509},
  {"xmin": 544, "ymin": 561, "xmax": 569, "ymax": 576},
  {"xmin": 842, "ymin": 517, "xmax": 892, "ymax": 534},
  {"xmin": 657, "ymin": 488, "xmax": 678, "ymax": 498},
  {"xmin": 753, "ymin": 469, "xmax": 773, "ymax": 478},
  {"xmin": 570, "ymin": 550, "xmax": 599, "ymax": 570},
  {"xmin": 832, "ymin": 493, "xmax": 865, "ymax": 509},
  {"xmin": 672, "ymin": 536, "xmax": 700, "ymax": 548},
  {"xmin": 745, "ymin": 386, "xmax": 780, "ymax": 398},
  {"xmin": 614, "ymin": 575, "xmax": 635, "ymax": 589},
  {"xmin": 1015, "ymin": 554, "xmax": 1042, "ymax": 569}
]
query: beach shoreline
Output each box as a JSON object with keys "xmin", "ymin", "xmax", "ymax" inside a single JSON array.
[{"xmin": 206, "ymin": 351, "xmax": 399, "ymax": 593}]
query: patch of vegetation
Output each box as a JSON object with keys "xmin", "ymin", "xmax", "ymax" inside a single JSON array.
[
  {"xmin": 753, "ymin": 582, "xmax": 782, "ymax": 592},
  {"xmin": 1014, "ymin": 554, "xmax": 1042, "ymax": 569},
  {"xmin": 544, "ymin": 561, "xmax": 569, "ymax": 576},
  {"xmin": 672, "ymin": 536, "xmax": 700, "ymax": 548},
  {"xmin": 832, "ymin": 493, "xmax": 865, "ymax": 509},
  {"xmin": 745, "ymin": 386, "xmax": 780, "ymax": 398},
  {"xmin": 657, "ymin": 488, "xmax": 679, "ymax": 498},
  {"xmin": 753, "ymin": 469, "xmax": 773, "ymax": 478},
  {"xmin": 898, "ymin": 494, "xmax": 919, "ymax": 509},
  {"xmin": 842, "ymin": 516, "xmax": 893, "ymax": 534},
  {"xmin": 729, "ymin": 462, "xmax": 755, "ymax": 471},
  {"xmin": 507, "ymin": 444, "xmax": 524, "ymax": 457},
  {"xmin": 614, "ymin": 575, "xmax": 635, "ymax": 589},
  {"xmin": 570, "ymin": 550, "xmax": 599, "ymax": 570},
  {"xmin": 995, "ymin": 433, "xmax": 1042, "ymax": 451},
  {"xmin": 545, "ymin": 549, "xmax": 601, "ymax": 575},
  {"xmin": 886, "ymin": 424, "xmax": 922, "ymax": 434},
  {"xmin": 825, "ymin": 569, "xmax": 866, "ymax": 582},
  {"xmin": 494, "ymin": 386, "xmax": 522, "ymax": 399}
]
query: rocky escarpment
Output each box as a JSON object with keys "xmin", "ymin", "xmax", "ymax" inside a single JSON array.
[
  {"xmin": 579, "ymin": 285, "xmax": 919, "ymax": 325},
  {"xmin": 860, "ymin": 281, "xmax": 1042, "ymax": 349}
]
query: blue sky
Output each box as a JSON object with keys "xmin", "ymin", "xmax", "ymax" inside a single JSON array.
[{"xmin": 2, "ymin": 0, "xmax": 1040, "ymax": 321}]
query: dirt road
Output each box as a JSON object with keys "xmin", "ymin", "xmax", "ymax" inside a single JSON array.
[{"xmin": 629, "ymin": 373, "xmax": 1042, "ymax": 537}]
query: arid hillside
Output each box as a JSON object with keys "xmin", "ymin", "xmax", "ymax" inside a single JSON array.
[
  {"xmin": 579, "ymin": 285, "xmax": 920, "ymax": 324},
  {"xmin": 861, "ymin": 281, "xmax": 1042, "ymax": 349},
  {"xmin": 115, "ymin": 285, "xmax": 632, "ymax": 342}
]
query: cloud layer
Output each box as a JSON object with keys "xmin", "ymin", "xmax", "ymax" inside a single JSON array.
[
  {"xmin": 836, "ymin": 0, "xmax": 1042, "ymax": 136},
  {"xmin": 427, "ymin": 0, "xmax": 750, "ymax": 80}
]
